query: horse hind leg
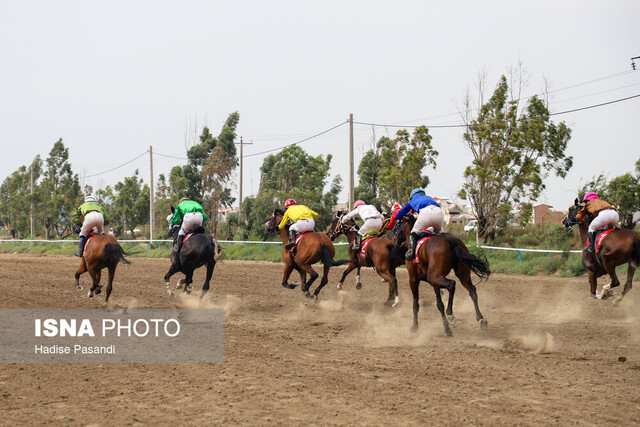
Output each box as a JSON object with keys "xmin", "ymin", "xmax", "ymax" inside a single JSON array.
[
  {"xmin": 200, "ymin": 260, "xmax": 216, "ymax": 299},
  {"xmin": 355, "ymin": 266, "xmax": 362, "ymax": 290},
  {"xmin": 614, "ymin": 264, "xmax": 636, "ymax": 305},
  {"xmin": 432, "ymin": 285, "xmax": 453, "ymax": 337},
  {"xmin": 105, "ymin": 266, "xmax": 116, "ymax": 303},
  {"xmin": 378, "ymin": 270, "xmax": 399, "ymax": 307},
  {"xmin": 75, "ymin": 260, "xmax": 88, "ymax": 292},
  {"xmin": 87, "ymin": 268, "xmax": 102, "ymax": 298},
  {"xmin": 164, "ymin": 263, "xmax": 181, "ymax": 296},
  {"xmin": 598, "ymin": 262, "xmax": 620, "ymax": 300},
  {"xmin": 456, "ymin": 267, "xmax": 488, "ymax": 330},
  {"xmin": 312, "ymin": 264, "xmax": 331, "ymax": 300}
]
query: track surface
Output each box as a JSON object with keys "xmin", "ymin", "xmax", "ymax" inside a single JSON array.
[{"xmin": 1, "ymin": 253, "xmax": 639, "ymax": 425}]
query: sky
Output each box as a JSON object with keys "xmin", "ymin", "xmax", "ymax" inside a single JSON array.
[{"xmin": 2, "ymin": 1, "xmax": 639, "ymax": 214}]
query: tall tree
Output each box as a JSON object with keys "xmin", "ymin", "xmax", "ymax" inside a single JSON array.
[
  {"xmin": 458, "ymin": 72, "xmax": 573, "ymax": 242},
  {"xmin": 355, "ymin": 126, "xmax": 437, "ymax": 211},
  {"xmin": 40, "ymin": 139, "xmax": 81, "ymax": 238},
  {"xmin": 241, "ymin": 145, "xmax": 342, "ymax": 237},
  {"xmin": 0, "ymin": 156, "xmax": 41, "ymax": 238},
  {"xmin": 110, "ymin": 170, "xmax": 150, "ymax": 238}
]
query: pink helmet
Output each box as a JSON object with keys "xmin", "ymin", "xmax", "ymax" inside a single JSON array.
[
  {"xmin": 583, "ymin": 192, "xmax": 599, "ymax": 202},
  {"xmin": 354, "ymin": 200, "xmax": 364, "ymax": 208},
  {"xmin": 284, "ymin": 198, "xmax": 297, "ymax": 208}
]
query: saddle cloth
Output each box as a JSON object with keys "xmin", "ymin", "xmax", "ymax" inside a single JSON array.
[{"xmin": 413, "ymin": 233, "xmax": 437, "ymax": 264}]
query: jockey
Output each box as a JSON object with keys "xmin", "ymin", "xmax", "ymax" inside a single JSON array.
[
  {"xmin": 392, "ymin": 188, "xmax": 443, "ymax": 261},
  {"xmin": 386, "ymin": 203, "xmax": 402, "ymax": 230},
  {"xmin": 170, "ymin": 197, "xmax": 207, "ymax": 253},
  {"xmin": 71, "ymin": 195, "xmax": 110, "ymax": 257},
  {"xmin": 279, "ymin": 199, "xmax": 318, "ymax": 250},
  {"xmin": 582, "ymin": 191, "xmax": 619, "ymax": 253},
  {"xmin": 341, "ymin": 200, "xmax": 384, "ymax": 250}
]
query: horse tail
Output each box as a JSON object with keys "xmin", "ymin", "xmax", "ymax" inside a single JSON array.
[
  {"xmin": 387, "ymin": 243, "xmax": 407, "ymax": 267},
  {"xmin": 104, "ymin": 243, "xmax": 130, "ymax": 267},
  {"xmin": 447, "ymin": 235, "xmax": 490, "ymax": 280},
  {"xmin": 212, "ymin": 237, "xmax": 225, "ymax": 262},
  {"xmin": 633, "ymin": 237, "xmax": 640, "ymax": 268},
  {"xmin": 320, "ymin": 244, "xmax": 351, "ymax": 266}
]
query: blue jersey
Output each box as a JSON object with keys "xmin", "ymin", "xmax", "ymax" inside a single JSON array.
[{"xmin": 395, "ymin": 194, "xmax": 440, "ymax": 220}]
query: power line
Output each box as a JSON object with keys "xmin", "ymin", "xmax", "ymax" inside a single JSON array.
[
  {"xmin": 243, "ymin": 120, "xmax": 349, "ymax": 158},
  {"xmin": 353, "ymin": 93, "xmax": 640, "ymax": 129},
  {"xmin": 80, "ymin": 150, "xmax": 149, "ymax": 179},
  {"xmin": 153, "ymin": 151, "xmax": 188, "ymax": 161}
]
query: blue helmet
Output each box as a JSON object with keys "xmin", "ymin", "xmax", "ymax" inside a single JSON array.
[{"xmin": 410, "ymin": 188, "xmax": 425, "ymax": 199}]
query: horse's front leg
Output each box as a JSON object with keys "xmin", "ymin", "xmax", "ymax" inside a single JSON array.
[
  {"xmin": 75, "ymin": 260, "xmax": 88, "ymax": 292},
  {"xmin": 183, "ymin": 270, "xmax": 194, "ymax": 294},
  {"xmin": 164, "ymin": 263, "xmax": 181, "ymax": 296},
  {"xmin": 281, "ymin": 261, "xmax": 298, "ymax": 289},
  {"xmin": 200, "ymin": 260, "xmax": 216, "ymax": 299},
  {"xmin": 409, "ymin": 274, "xmax": 420, "ymax": 332},
  {"xmin": 355, "ymin": 265, "xmax": 363, "ymax": 290},
  {"xmin": 588, "ymin": 270, "xmax": 598, "ymax": 299},
  {"xmin": 597, "ymin": 262, "xmax": 620, "ymax": 300}
]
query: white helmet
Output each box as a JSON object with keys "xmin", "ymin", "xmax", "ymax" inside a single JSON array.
[{"xmin": 84, "ymin": 196, "xmax": 96, "ymax": 203}]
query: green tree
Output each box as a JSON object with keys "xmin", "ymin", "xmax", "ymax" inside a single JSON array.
[
  {"xmin": 40, "ymin": 139, "xmax": 81, "ymax": 238},
  {"xmin": 0, "ymin": 156, "xmax": 42, "ymax": 238},
  {"xmin": 459, "ymin": 74, "xmax": 573, "ymax": 242},
  {"xmin": 355, "ymin": 126, "xmax": 437, "ymax": 211},
  {"xmin": 519, "ymin": 202, "xmax": 533, "ymax": 227},
  {"xmin": 241, "ymin": 145, "xmax": 342, "ymax": 237},
  {"xmin": 111, "ymin": 170, "xmax": 150, "ymax": 238}
]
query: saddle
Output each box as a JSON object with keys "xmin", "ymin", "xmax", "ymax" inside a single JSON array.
[
  {"xmin": 585, "ymin": 227, "xmax": 616, "ymax": 254},
  {"xmin": 288, "ymin": 231, "xmax": 312, "ymax": 252},
  {"xmin": 357, "ymin": 235, "xmax": 378, "ymax": 259},
  {"xmin": 413, "ymin": 231, "xmax": 438, "ymax": 264}
]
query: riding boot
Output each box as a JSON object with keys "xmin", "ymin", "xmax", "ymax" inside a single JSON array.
[
  {"xmin": 285, "ymin": 230, "xmax": 296, "ymax": 250},
  {"xmin": 75, "ymin": 236, "xmax": 87, "ymax": 257},
  {"xmin": 585, "ymin": 231, "xmax": 595, "ymax": 253},
  {"xmin": 353, "ymin": 234, "xmax": 362, "ymax": 251},
  {"xmin": 405, "ymin": 233, "xmax": 418, "ymax": 260},
  {"xmin": 173, "ymin": 235, "xmax": 184, "ymax": 254}
]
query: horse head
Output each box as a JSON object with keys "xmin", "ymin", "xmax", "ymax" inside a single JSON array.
[
  {"xmin": 265, "ymin": 208, "xmax": 285, "ymax": 235},
  {"xmin": 562, "ymin": 198, "xmax": 587, "ymax": 228}
]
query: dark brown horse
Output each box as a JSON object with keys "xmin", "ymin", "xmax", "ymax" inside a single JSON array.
[
  {"xmin": 396, "ymin": 216, "xmax": 490, "ymax": 336},
  {"xmin": 74, "ymin": 233, "xmax": 130, "ymax": 302},
  {"xmin": 265, "ymin": 209, "xmax": 349, "ymax": 300},
  {"xmin": 562, "ymin": 198, "xmax": 640, "ymax": 301},
  {"xmin": 327, "ymin": 211, "xmax": 406, "ymax": 306}
]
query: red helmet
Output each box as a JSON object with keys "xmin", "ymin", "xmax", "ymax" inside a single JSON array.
[
  {"xmin": 179, "ymin": 197, "xmax": 190, "ymax": 204},
  {"xmin": 354, "ymin": 200, "xmax": 364, "ymax": 208},
  {"xmin": 392, "ymin": 203, "xmax": 401, "ymax": 211},
  {"xmin": 284, "ymin": 198, "xmax": 297, "ymax": 208}
]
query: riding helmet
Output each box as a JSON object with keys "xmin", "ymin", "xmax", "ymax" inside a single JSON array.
[
  {"xmin": 410, "ymin": 188, "xmax": 425, "ymax": 199},
  {"xmin": 179, "ymin": 197, "xmax": 191, "ymax": 204},
  {"xmin": 582, "ymin": 192, "xmax": 599, "ymax": 202},
  {"xmin": 284, "ymin": 198, "xmax": 297, "ymax": 208},
  {"xmin": 354, "ymin": 200, "xmax": 364, "ymax": 208},
  {"xmin": 84, "ymin": 195, "xmax": 96, "ymax": 203}
]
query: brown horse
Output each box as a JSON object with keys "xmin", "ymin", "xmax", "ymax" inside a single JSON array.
[
  {"xmin": 327, "ymin": 211, "xmax": 406, "ymax": 306},
  {"xmin": 396, "ymin": 216, "xmax": 490, "ymax": 335},
  {"xmin": 265, "ymin": 209, "xmax": 349, "ymax": 300},
  {"xmin": 74, "ymin": 233, "xmax": 130, "ymax": 302},
  {"xmin": 562, "ymin": 198, "xmax": 640, "ymax": 301}
]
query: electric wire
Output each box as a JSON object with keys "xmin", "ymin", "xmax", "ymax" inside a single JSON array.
[{"xmin": 80, "ymin": 150, "xmax": 149, "ymax": 179}]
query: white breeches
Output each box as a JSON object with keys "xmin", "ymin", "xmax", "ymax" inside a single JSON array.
[
  {"xmin": 358, "ymin": 217, "xmax": 383, "ymax": 237},
  {"xmin": 179, "ymin": 212, "xmax": 204, "ymax": 237},
  {"xmin": 290, "ymin": 218, "xmax": 315, "ymax": 233},
  {"xmin": 80, "ymin": 211, "xmax": 104, "ymax": 237},
  {"xmin": 412, "ymin": 205, "xmax": 444, "ymax": 234},
  {"xmin": 588, "ymin": 209, "xmax": 619, "ymax": 232}
]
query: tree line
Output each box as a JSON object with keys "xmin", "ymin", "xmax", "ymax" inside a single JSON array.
[{"xmin": 3, "ymin": 70, "xmax": 636, "ymax": 243}]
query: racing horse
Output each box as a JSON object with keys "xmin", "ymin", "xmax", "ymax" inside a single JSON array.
[
  {"xmin": 395, "ymin": 215, "xmax": 490, "ymax": 335},
  {"xmin": 265, "ymin": 208, "xmax": 349, "ymax": 300},
  {"xmin": 327, "ymin": 211, "xmax": 406, "ymax": 306},
  {"xmin": 164, "ymin": 208, "xmax": 222, "ymax": 298},
  {"xmin": 562, "ymin": 198, "xmax": 640, "ymax": 301},
  {"xmin": 74, "ymin": 233, "xmax": 130, "ymax": 302}
]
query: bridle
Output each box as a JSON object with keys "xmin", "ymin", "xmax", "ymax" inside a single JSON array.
[
  {"xmin": 265, "ymin": 211, "xmax": 283, "ymax": 235},
  {"xmin": 562, "ymin": 203, "xmax": 581, "ymax": 227},
  {"xmin": 328, "ymin": 213, "xmax": 358, "ymax": 240}
]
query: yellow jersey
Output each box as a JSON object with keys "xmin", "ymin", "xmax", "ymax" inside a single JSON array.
[{"xmin": 278, "ymin": 205, "xmax": 319, "ymax": 229}]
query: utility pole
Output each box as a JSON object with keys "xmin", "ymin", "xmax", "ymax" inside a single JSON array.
[
  {"xmin": 349, "ymin": 113, "xmax": 354, "ymax": 211},
  {"xmin": 149, "ymin": 146, "xmax": 154, "ymax": 243},
  {"xmin": 235, "ymin": 137, "xmax": 253, "ymax": 222},
  {"xmin": 30, "ymin": 164, "xmax": 34, "ymax": 238}
]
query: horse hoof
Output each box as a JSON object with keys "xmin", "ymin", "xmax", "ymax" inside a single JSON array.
[
  {"xmin": 445, "ymin": 329, "xmax": 453, "ymax": 337},
  {"xmin": 337, "ymin": 284, "xmax": 342, "ymax": 290},
  {"xmin": 447, "ymin": 315, "xmax": 456, "ymax": 325},
  {"xmin": 166, "ymin": 289, "xmax": 174, "ymax": 297},
  {"xmin": 479, "ymin": 319, "xmax": 488, "ymax": 330},
  {"xmin": 186, "ymin": 285, "xmax": 194, "ymax": 292},
  {"xmin": 356, "ymin": 283, "xmax": 362, "ymax": 290},
  {"xmin": 75, "ymin": 285, "xmax": 83, "ymax": 292},
  {"xmin": 410, "ymin": 326, "xmax": 418, "ymax": 333}
]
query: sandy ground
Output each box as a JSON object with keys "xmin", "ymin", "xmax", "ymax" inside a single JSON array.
[{"xmin": 1, "ymin": 253, "xmax": 639, "ymax": 425}]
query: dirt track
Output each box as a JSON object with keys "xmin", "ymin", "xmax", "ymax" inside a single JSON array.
[{"xmin": 1, "ymin": 253, "xmax": 639, "ymax": 425}]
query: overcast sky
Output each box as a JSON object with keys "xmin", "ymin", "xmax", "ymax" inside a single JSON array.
[{"xmin": 2, "ymin": 1, "xmax": 639, "ymax": 212}]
